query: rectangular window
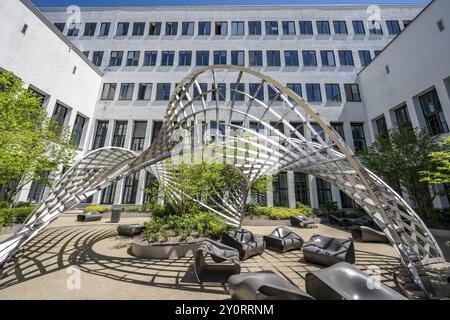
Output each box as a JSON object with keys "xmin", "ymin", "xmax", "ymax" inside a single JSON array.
[
  {"xmin": 386, "ymin": 20, "xmax": 401, "ymax": 35},
  {"xmin": 352, "ymin": 20, "xmax": 365, "ymax": 34},
  {"xmin": 344, "ymin": 84, "xmax": 361, "ymax": 102},
  {"xmin": 249, "ymin": 50, "xmax": 263, "ymax": 66},
  {"xmin": 325, "ymin": 84, "xmax": 341, "ymax": 102},
  {"xmin": 265, "ymin": 21, "xmax": 279, "ymax": 35},
  {"xmin": 119, "ymin": 83, "xmax": 134, "ymax": 100},
  {"xmin": 92, "ymin": 51, "xmax": 104, "ymax": 67},
  {"xmin": 101, "ymin": 83, "xmax": 116, "ymax": 100},
  {"xmin": 419, "ymin": 89, "xmax": 449, "ymax": 135},
  {"xmin": 306, "ymin": 84, "xmax": 322, "ymax": 102},
  {"xmin": 268, "ymin": 86, "xmax": 282, "ymax": 101},
  {"xmin": 312, "ymin": 123, "xmax": 325, "ymax": 141},
  {"xmin": 126, "ymin": 51, "xmax": 140, "ymax": 66},
  {"xmin": 351, "ymin": 123, "xmax": 366, "ymax": 152},
  {"xmin": 92, "ymin": 121, "xmax": 108, "ymax": 149},
  {"xmin": 375, "ymin": 116, "xmax": 388, "ymax": 136},
  {"xmin": 83, "ymin": 22, "xmax": 97, "ymax": 36},
  {"xmin": 231, "ymin": 50, "xmax": 245, "ymax": 66},
  {"xmin": 112, "ymin": 121, "xmax": 128, "ymax": 147},
  {"xmin": 54, "ymin": 22, "xmax": 65, "ymax": 33},
  {"xmin": 212, "ymin": 83, "xmax": 226, "ymax": 101},
  {"xmin": 331, "ymin": 122, "xmax": 345, "ymax": 141},
  {"xmin": 338, "ymin": 50, "xmax": 354, "ymax": 66},
  {"xmin": 149, "ymin": 22, "xmax": 161, "ymax": 35},
  {"xmin": 213, "ymin": 51, "xmax": 227, "ymax": 64},
  {"xmin": 320, "ymin": 50, "xmax": 336, "ymax": 66},
  {"xmin": 194, "ymin": 83, "xmax": 208, "ymax": 100},
  {"xmin": 182, "ymin": 22, "xmax": 195, "ymax": 35},
  {"xmin": 116, "ymin": 22, "xmax": 129, "ymax": 36},
  {"xmin": 82, "ymin": 51, "xmax": 89, "ymax": 58},
  {"xmin": 151, "ymin": 121, "xmax": 163, "ymax": 143},
  {"xmin": 302, "ymin": 50, "xmax": 317, "ymax": 66},
  {"xmin": 289, "ymin": 122, "xmax": 304, "ymax": 138},
  {"xmin": 198, "ymin": 21, "xmax": 212, "ymax": 36},
  {"xmin": 282, "ymin": 21, "xmax": 296, "ymax": 35},
  {"xmin": 230, "ymin": 83, "xmax": 245, "ymax": 101},
  {"xmin": 273, "ymin": 172, "xmax": 288, "ymax": 207},
  {"xmin": 394, "ymin": 104, "xmax": 412, "ymax": 128},
  {"xmin": 179, "ymin": 51, "xmax": 192, "ymax": 66},
  {"xmin": 294, "ymin": 172, "xmax": 309, "ymax": 205},
  {"xmin": 143, "ymin": 51, "xmax": 157, "ymax": 66},
  {"xmin": 161, "ymin": 51, "xmax": 175, "ymax": 66},
  {"xmin": 369, "ymin": 21, "xmax": 383, "ymax": 35},
  {"xmin": 109, "ymin": 51, "xmax": 123, "ymax": 66},
  {"xmin": 266, "ymin": 50, "xmax": 281, "ymax": 66},
  {"xmin": 299, "ymin": 21, "xmax": 313, "ymax": 35},
  {"xmin": 71, "ymin": 114, "xmax": 86, "ymax": 146},
  {"xmin": 67, "ymin": 24, "xmax": 80, "ymax": 36},
  {"xmin": 317, "ymin": 21, "xmax": 331, "ymax": 35},
  {"xmin": 214, "ymin": 21, "xmax": 227, "ymax": 35},
  {"xmin": 165, "ymin": 22, "xmax": 178, "ymax": 35},
  {"xmin": 122, "ymin": 172, "xmax": 139, "ymax": 204},
  {"xmin": 284, "ymin": 51, "xmax": 299, "ymax": 66},
  {"xmin": 156, "ymin": 83, "xmax": 171, "ymax": 101},
  {"xmin": 143, "ymin": 172, "xmax": 157, "ymax": 203},
  {"xmin": 52, "ymin": 103, "xmax": 69, "ymax": 126},
  {"xmin": 99, "ymin": 22, "xmax": 111, "ymax": 36},
  {"xmin": 131, "ymin": 121, "xmax": 147, "ymax": 151},
  {"xmin": 333, "ymin": 21, "xmax": 348, "ymax": 34},
  {"xmin": 359, "ymin": 50, "xmax": 372, "ymax": 67},
  {"xmin": 317, "ymin": 178, "xmax": 332, "ymax": 205},
  {"xmin": 138, "ymin": 83, "xmax": 152, "ymax": 101},
  {"xmin": 374, "ymin": 50, "xmax": 382, "ymax": 57},
  {"xmin": 101, "ymin": 183, "xmax": 116, "ymax": 204},
  {"xmin": 287, "ymin": 83, "xmax": 302, "ymax": 98},
  {"xmin": 231, "ymin": 21, "xmax": 244, "ymax": 35},
  {"xmin": 196, "ymin": 51, "xmax": 209, "ymax": 66},
  {"xmin": 249, "ymin": 83, "xmax": 264, "ymax": 101},
  {"xmin": 132, "ymin": 22, "xmax": 145, "ymax": 36},
  {"xmin": 340, "ymin": 191, "xmax": 356, "ymax": 209},
  {"xmin": 248, "ymin": 21, "xmax": 262, "ymax": 35}
]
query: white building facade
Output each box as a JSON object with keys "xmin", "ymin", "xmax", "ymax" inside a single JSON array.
[{"xmin": 2, "ymin": 0, "xmax": 449, "ymax": 211}]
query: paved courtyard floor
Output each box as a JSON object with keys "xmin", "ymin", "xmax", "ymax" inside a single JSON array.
[{"xmin": 0, "ymin": 215, "xmax": 401, "ymax": 300}]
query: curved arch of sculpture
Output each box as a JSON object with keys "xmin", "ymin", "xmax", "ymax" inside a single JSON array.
[{"xmin": 0, "ymin": 65, "xmax": 444, "ymax": 297}]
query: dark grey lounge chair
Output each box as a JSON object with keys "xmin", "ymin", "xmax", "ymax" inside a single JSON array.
[
  {"xmin": 228, "ymin": 272, "xmax": 314, "ymax": 300},
  {"xmin": 77, "ymin": 210, "xmax": 102, "ymax": 222},
  {"xmin": 305, "ymin": 262, "xmax": 407, "ymax": 300},
  {"xmin": 351, "ymin": 226, "xmax": 389, "ymax": 243},
  {"xmin": 343, "ymin": 215, "xmax": 378, "ymax": 230},
  {"xmin": 328, "ymin": 215, "xmax": 346, "ymax": 227},
  {"xmin": 117, "ymin": 224, "xmax": 145, "ymax": 237},
  {"xmin": 303, "ymin": 234, "xmax": 355, "ymax": 266},
  {"xmin": 290, "ymin": 215, "xmax": 316, "ymax": 228},
  {"xmin": 263, "ymin": 227, "xmax": 304, "ymax": 253},
  {"xmin": 194, "ymin": 239, "xmax": 240, "ymax": 283},
  {"xmin": 221, "ymin": 229, "xmax": 265, "ymax": 260}
]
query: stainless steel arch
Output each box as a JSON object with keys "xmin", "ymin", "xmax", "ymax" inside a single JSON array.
[{"xmin": 0, "ymin": 65, "xmax": 444, "ymax": 297}]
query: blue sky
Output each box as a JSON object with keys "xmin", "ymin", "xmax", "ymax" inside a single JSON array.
[{"xmin": 32, "ymin": 0, "xmax": 430, "ymax": 7}]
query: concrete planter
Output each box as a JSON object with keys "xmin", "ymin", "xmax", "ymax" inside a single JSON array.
[{"xmin": 132, "ymin": 237, "xmax": 202, "ymax": 259}]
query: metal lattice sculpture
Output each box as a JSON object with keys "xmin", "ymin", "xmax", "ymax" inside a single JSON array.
[{"xmin": 0, "ymin": 65, "xmax": 445, "ymax": 296}]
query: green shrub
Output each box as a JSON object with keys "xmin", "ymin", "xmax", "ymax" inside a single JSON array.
[
  {"xmin": 192, "ymin": 211, "xmax": 230, "ymax": 239},
  {"xmin": 422, "ymin": 208, "xmax": 450, "ymax": 229},
  {"xmin": 0, "ymin": 205, "xmax": 36, "ymax": 229},
  {"xmin": 296, "ymin": 202, "xmax": 315, "ymax": 217},
  {"xmin": 445, "ymin": 241, "xmax": 450, "ymax": 247},
  {"xmin": 254, "ymin": 206, "xmax": 271, "ymax": 216},
  {"xmin": 83, "ymin": 205, "xmax": 110, "ymax": 213},
  {"xmin": 122, "ymin": 205, "xmax": 144, "ymax": 213},
  {"xmin": 268, "ymin": 207, "xmax": 299, "ymax": 220},
  {"xmin": 151, "ymin": 204, "xmax": 176, "ymax": 219},
  {"xmin": 244, "ymin": 203, "xmax": 257, "ymax": 214}
]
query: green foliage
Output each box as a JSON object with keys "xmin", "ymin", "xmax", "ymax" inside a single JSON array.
[
  {"xmin": 319, "ymin": 202, "xmax": 340, "ymax": 215},
  {"xmin": 296, "ymin": 202, "xmax": 315, "ymax": 217},
  {"xmin": 251, "ymin": 176, "xmax": 271, "ymax": 193},
  {"xmin": 0, "ymin": 72, "xmax": 77, "ymax": 204},
  {"xmin": 360, "ymin": 127, "xmax": 439, "ymax": 215},
  {"xmin": 0, "ymin": 205, "xmax": 36, "ymax": 230},
  {"xmin": 421, "ymin": 208, "xmax": 450, "ymax": 229},
  {"xmin": 121, "ymin": 205, "xmax": 144, "ymax": 213},
  {"xmin": 244, "ymin": 203, "xmax": 257, "ymax": 214},
  {"xmin": 420, "ymin": 137, "xmax": 450, "ymax": 185},
  {"xmin": 83, "ymin": 205, "xmax": 110, "ymax": 213},
  {"xmin": 268, "ymin": 207, "xmax": 300, "ymax": 220},
  {"xmin": 244, "ymin": 204, "xmax": 315, "ymax": 220}
]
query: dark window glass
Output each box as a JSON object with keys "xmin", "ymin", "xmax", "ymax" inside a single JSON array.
[
  {"xmin": 109, "ymin": 51, "xmax": 123, "ymax": 66},
  {"xmin": 67, "ymin": 24, "xmax": 80, "ymax": 36},
  {"xmin": 351, "ymin": 123, "xmax": 366, "ymax": 152},
  {"xmin": 83, "ymin": 22, "xmax": 97, "ymax": 36},
  {"xmin": 213, "ymin": 51, "xmax": 227, "ymax": 64},
  {"xmin": 101, "ymin": 83, "xmax": 116, "ymax": 100},
  {"xmin": 394, "ymin": 105, "xmax": 412, "ymax": 128},
  {"xmin": 143, "ymin": 172, "xmax": 158, "ymax": 203},
  {"xmin": 161, "ymin": 51, "xmax": 175, "ymax": 66},
  {"xmin": 54, "ymin": 22, "xmax": 65, "ymax": 33},
  {"xmin": 325, "ymin": 84, "xmax": 341, "ymax": 102},
  {"xmin": 230, "ymin": 83, "xmax": 245, "ymax": 101},
  {"xmin": 317, "ymin": 21, "xmax": 330, "ymax": 35},
  {"xmin": 126, "ymin": 51, "xmax": 140, "ymax": 66},
  {"xmin": 131, "ymin": 121, "xmax": 147, "ymax": 151},
  {"xmin": 282, "ymin": 21, "xmax": 296, "ymax": 35},
  {"xmin": 101, "ymin": 183, "xmax": 116, "ymax": 204},
  {"xmin": 122, "ymin": 172, "xmax": 139, "ymax": 204},
  {"xmin": 92, "ymin": 121, "xmax": 109, "ymax": 149},
  {"xmin": 338, "ymin": 50, "xmax": 354, "ymax": 66},
  {"xmin": 92, "ymin": 51, "xmax": 104, "ymax": 67},
  {"xmin": 52, "ymin": 103, "xmax": 68, "ymax": 126},
  {"xmin": 165, "ymin": 22, "xmax": 178, "ymax": 35},
  {"xmin": 311, "ymin": 122, "xmax": 325, "ymax": 141},
  {"xmin": 149, "ymin": 22, "xmax": 161, "ymax": 35},
  {"xmin": 138, "ymin": 83, "xmax": 152, "ymax": 100},
  {"xmin": 99, "ymin": 22, "xmax": 111, "ymax": 36},
  {"xmin": 116, "ymin": 22, "xmax": 129, "ymax": 36},
  {"xmin": 331, "ymin": 122, "xmax": 345, "ymax": 141},
  {"xmin": 287, "ymin": 83, "xmax": 302, "ymax": 98},
  {"xmin": 179, "ymin": 51, "xmax": 192, "ymax": 66},
  {"xmin": 419, "ymin": 89, "xmax": 449, "ymax": 135},
  {"xmin": 196, "ymin": 51, "xmax": 209, "ymax": 66},
  {"xmin": 155, "ymin": 83, "xmax": 171, "ymax": 100},
  {"xmin": 359, "ymin": 50, "xmax": 372, "ymax": 67},
  {"xmin": 132, "ymin": 22, "xmax": 145, "ymax": 36},
  {"xmin": 231, "ymin": 50, "xmax": 245, "ymax": 66},
  {"xmin": 340, "ymin": 191, "xmax": 356, "ymax": 209},
  {"xmin": 231, "ymin": 21, "xmax": 244, "ymax": 35},
  {"xmin": 112, "ymin": 121, "xmax": 128, "ymax": 147},
  {"xmin": 302, "ymin": 50, "xmax": 317, "ymax": 66},
  {"xmin": 212, "ymin": 83, "xmax": 226, "ymax": 101},
  {"xmin": 182, "ymin": 22, "xmax": 195, "ymax": 35},
  {"xmin": 268, "ymin": 86, "xmax": 282, "ymax": 101},
  {"xmin": 294, "ymin": 172, "xmax": 309, "ymax": 205},
  {"xmin": 352, "ymin": 20, "xmax": 365, "ymax": 34},
  {"xmin": 306, "ymin": 84, "xmax": 322, "ymax": 102},
  {"xmin": 317, "ymin": 178, "xmax": 332, "ymax": 205},
  {"xmin": 265, "ymin": 21, "xmax": 279, "ymax": 35},
  {"xmin": 119, "ymin": 83, "xmax": 134, "ymax": 100},
  {"xmin": 249, "ymin": 83, "xmax": 264, "ymax": 101},
  {"xmin": 267, "ymin": 50, "xmax": 281, "ymax": 66},
  {"xmin": 248, "ymin": 21, "xmax": 262, "ymax": 35},
  {"xmin": 273, "ymin": 172, "xmax": 288, "ymax": 207},
  {"xmin": 333, "ymin": 21, "xmax": 348, "ymax": 34},
  {"xmin": 386, "ymin": 20, "xmax": 401, "ymax": 35},
  {"xmin": 151, "ymin": 121, "xmax": 163, "ymax": 143},
  {"xmin": 71, "ymin": 114, "xmax": 86, "ymax": 146},
  {"xmin": 199, "ymin": 21, "xmax": 212, "ymax": 35},
  {"xmin": 284, "ymin": 51, "xmax": 299, "ymax": 66},
  {"xmin": 289, "ymin": 122, "xmax": 304, "ymax": 138},
  {"xmin": 143, "ymin": 51, "xmax": 157, "ymax": 66},
  {"xmin": 375, "ymin": 116, "xmax": 388, "ymax": 136},
  {"xmin": 344, "ymin": 84, "xmax": 361, "ymax": 102},
  {"xmin": 214, "ymin": 21, "xmax": 227, "ymax": 35},
  {"xmin": 299, "ymin": 21, "xmax": 313, "ymax": 35},
  {"xmin": 249, "ymin": 50, "xmax": 263, "ymax": 66},
  {"xmin": 194, "ymin": 83, "xmax": 208, "ymax": 100},
  {"xmin": 369, "ymin": 21, "xmax": 383, "ymax": 35},
  {"xmin": 374, "ymin": 50, "xmax": 382, "ymax": 57},
  {"xmin": 320, "ymin": 50, "xmax": 336, "ymax": 66}
]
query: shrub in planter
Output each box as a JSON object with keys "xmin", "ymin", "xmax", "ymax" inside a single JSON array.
[
  {"xmin": 268, "ymin": 207, "xmax": 299, "ymax": 220},
  {"xmin": 254, "ymin": 206, "xmax": 271, "ymax": 216},
  {"xmin": 122, "ymin": 205, "xmax": 144, "ymax": 213},
  {"xmin": 244, "ymin": 203, "xmax": 257, "ymax": 215},
  {"xmin": 296, "ymin": 202, "xmax": 315, "ymax": 217},
  {"xmin": 0, "ymin": 205, "xmax": 36, "ymax": 229},
  {"xmin": 83, "ymin": 205, "xmax": 110, "ymax": 213}
]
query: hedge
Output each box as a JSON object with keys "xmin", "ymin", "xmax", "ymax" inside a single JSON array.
[{"xmin": 0, "ymin": 206, "xmax": 36, "ymax": 230}]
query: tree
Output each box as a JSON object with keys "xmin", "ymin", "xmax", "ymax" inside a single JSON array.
[
  {"xmin": 0, "ymin": 72, "xmax": 76, "ymax": 205},
  {"xmin": 360, "ymin": 127, "xmax": 438, "ymax": 215},
  {"xmin": 420, "ymin": 136, "xmax": 450, "ymax": 185}
]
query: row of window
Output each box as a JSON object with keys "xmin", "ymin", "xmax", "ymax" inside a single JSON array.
[
  {"xmin": 85, "ymin": 49, "xmax": 381, "ymax": 68},
  {"xmin": 100, "ymin": 82, "xmax": 361, "ymax": 103},
  {"xmin": 56, "ymin": 19, "xmax": 404, "ymax": 38}
]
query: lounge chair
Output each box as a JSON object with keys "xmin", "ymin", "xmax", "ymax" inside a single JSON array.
[
  {"xmin": 343, "ymin": 215, "xmax": 378, "ymax": 229},
  {"xmin": 228, "ymin": 272, "xmax": 314, "ymax": 300},
  {"xmin": 117, "ymin": 224, "xmax": 145, "ymax": 237},
  {"xmin": 194, "ymin": 239, "xmax": 240, "ymax": 283},
  {"xmin": 263, "ymin": 227, "xmax": 304, "ymax": 253},
  {"xmin": 221, "ymin": 229, "xmax": 265, "ymax": 260},
  {"xmin": 290, "ymin": 215, "xmax": 316, "ymax": 228},
  {"xmin": 305, "ymin": 262, "xmax": 407, "ymax": 300},
  {"xmin": 351, "ymin": 226, "xmax": 389, "ymax": 243},
  {"xmin": 328, "ymin": 215, "xmax": 346, "ymax": 227},
  {"xmin": 77, "ymin": 210, "xmax": 102, "ymax": 222},
  {"xmin": 303, "ymin": 234, "xmax": 355, "ymax": 266}
]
